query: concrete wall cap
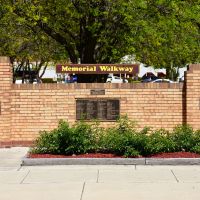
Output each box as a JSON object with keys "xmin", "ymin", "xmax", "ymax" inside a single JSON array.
[{"xmin": 0, "ymin": 57, "xmax": 10, "ymax": 63}]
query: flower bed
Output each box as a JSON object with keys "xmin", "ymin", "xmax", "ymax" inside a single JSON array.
[
  {"xmin": 28, "ymin": 152, "xmax": 200, "ymax": 159},
  {"xmin": 30, "ymin": 117, "xmax": 200, "ymax": 158}
]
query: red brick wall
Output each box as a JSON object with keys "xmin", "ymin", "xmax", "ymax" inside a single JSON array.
[{"xmin": 0, "ymin": 56, "xmax": 199, "ymax": 147}]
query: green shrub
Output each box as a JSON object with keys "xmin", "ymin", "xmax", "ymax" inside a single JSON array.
[
  {"xmin": 31, "ymin": 117, "xmax": 200, "ymax": 157},
  {"xmin": 102, "ymin": 129, "xmax": 141, "ymax": 157},
  {"xmin": 140, "ymin": 126, "xmax": 151, "ymax": 135},
  {"xmin": 31, "ymin": 130, "xmax": 58, "ymax": 154},
  {"xmin": 101, "ymin": 116, "xmax": 145, "ymax": 157},
  {"xmin": 190, "ymin": 130, "xmax": 200, "ymax": 154},
  {"xmin": 193, "ymin": 130, "xmax": 200, "ymax": 144},
  {"xmin": 31, "ymin": 120, "xmax": 72, "ymax": 154},
  {"xmin": 66, "ymin": 121, "xmax": 97, "ymax": 154},
  {"xmin": 31, "ymin": 120, "xmax": 97, "ymax": 155},
  {"xmin": 144, "ymin": 129, "xmax": 176, "ymax": 156},
  {"xmin": 42, "ymin": 78, "xmax": 57, "ymax": 83},
  {"xmin": 170, "ymin": 125, "xmax": 195, "ymax": 152},
  {"xmin": 116, "ymin": 115, "xmax": 137, "ymax": 134},
  {"xmin": 191, "ymin": 145, "xmax": 200, "ymax": 154}
]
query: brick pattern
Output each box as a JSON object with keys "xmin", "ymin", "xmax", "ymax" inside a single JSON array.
[
  {"xmin": 186, "ymin": 64, "xmax": 200, "ymax": 129},
  {"xmin": 10, "ymin": 83, "xmax": 184, "ymax": 143},
  {"xmin": 0, "ymin": 57, "xmax": 12, "ymax": 145},
  {"xmin": 0, "ymin": 56, "xmax": 199, "ymax": 147}
]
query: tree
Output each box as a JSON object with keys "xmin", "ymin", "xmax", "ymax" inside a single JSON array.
[
  {"xmin": 0, "ymin": 0, "xmax": 199, "ymax": 81},
  {"xmin": 0, "ymin": 2, "xmax": 68, "ymax": 83},
  {"xmin": 131, "ymin": 0, "xmax": 200, "ymax": 79},
  {"xmin": 1, "ymin": 0, "xmax": 139, "ymax": 64}
]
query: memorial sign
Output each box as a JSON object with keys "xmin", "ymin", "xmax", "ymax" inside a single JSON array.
[
  {"xmin": 56, "ymin": 64, "xmax": 139, "ymax": 75},
  {"xmin": 90, "ymin": 89, "xmax": 105, "ymax": 95}
]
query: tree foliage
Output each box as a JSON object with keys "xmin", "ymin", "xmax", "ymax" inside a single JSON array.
[
  {"xmin": 0, "ymin": 1, "xmax": 69, "ymax": 82},
  {"xmin": 0, "ymin": 0, "xmax": 199, "ymax": 79},
  {"xmin": 132, "ymin": 1, "xmax": 200, "ymax": 74}
]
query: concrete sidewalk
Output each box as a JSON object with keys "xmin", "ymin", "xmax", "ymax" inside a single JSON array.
[
  {"xmin": 0, "ymin": 147, "xmax": 28, "ymax": 170},
  {"xmin": 0, "ymin": 148, "xmax": 200, "ymax": 200}
]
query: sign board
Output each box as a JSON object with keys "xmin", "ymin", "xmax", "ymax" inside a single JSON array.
[
  {"xmin": 56, "ymin": 64, "xmax": 139, "ymax": 75},
  {"xmin": 76, "ymin": 99, "xmax": 120, "ymax": 121},
  {"xmin": 90, "ymin": 89, "xmax": 105, "ymax": 95}
]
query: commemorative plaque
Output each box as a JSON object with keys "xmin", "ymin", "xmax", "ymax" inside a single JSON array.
[
  {"xmin": 90, "ymin": 89, "xmax": 105, "ymax": 95},
  {"xmin": 76, "ymin": 99, "xmax": 120, "ymax": 120}
]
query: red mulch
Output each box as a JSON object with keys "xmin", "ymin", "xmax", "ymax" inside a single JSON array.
[
  {"xmin": 28, "ymin": 153, "xmax": 122, "ymax": 158},
  {"xmin": 28, "ymin": 152, "xmax": 200, "ymax": 159},
  {"xmin": 147, "ymin": 152, "xmax": 200, "ymax": 158}
]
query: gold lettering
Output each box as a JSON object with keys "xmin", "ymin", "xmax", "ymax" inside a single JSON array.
[
  {"xmin": 114, "ymin": 66, "xmax": 118, "ymax": 71},
  {"xmin": 128, "ymin": 67, "xmax": 133, "ymax": 72},
  {"xmin": 100, "ymin": 66, "xmax": 109, "ymax": 71},
  {"xmin": 62, "ymin": 66, "xmax": 70, "ymax": 71},
  {"xmin": 62, "ymin": 65, "xmax": 134, "ymax": 73},
  {"xmin": 72, "ymin": 67, "xmax": 78, "ymax": 71},
  {"xmin": 118, "ymin": 67, "xmax": 125, "ymax": 71}
]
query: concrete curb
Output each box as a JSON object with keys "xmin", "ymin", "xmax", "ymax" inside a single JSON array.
[
  {"xmin": 21, "ymin": 157, "xmax": 200, "ymax": 166},
  {"xmin": 146, "ymin": 158, "xmax": 200, "ymax": 165}
]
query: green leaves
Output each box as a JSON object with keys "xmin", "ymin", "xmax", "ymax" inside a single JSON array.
[
  {"xmin": 0, "ymin": 0, "xmax": 199, "ymax": 69},
  {"xmin": 31, "ymin": 117, "xmax": 200, "ymax": 157}
]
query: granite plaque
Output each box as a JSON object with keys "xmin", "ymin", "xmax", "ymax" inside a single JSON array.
[
  {"xmin": 90, "ymin": 89, "xmax": 105, "ymax": 95},
  {"xmin": 76, "ymin": 99, "xmax": 120, "ymax": 120}
]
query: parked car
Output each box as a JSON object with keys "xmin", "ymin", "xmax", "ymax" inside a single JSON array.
[
  {"xmin": 15, "ymin": 79, "xmax": 41, "ymax": 84},
  {"xmin": 151, "ymin": 79, "xmax": 175, "ymax": 83},
  {"xmin": 141, "ymin": 73, "xmax": 158, "ymax": 83},
  {"xmin": 106, "ymin": 74, "xmax": 128, "ymax": 83},
  {"xmin": 141, "ymin": 78, "xmax": 153, "ymax": 83}
]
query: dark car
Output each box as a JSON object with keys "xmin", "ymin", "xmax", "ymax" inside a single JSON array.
[
  {"xmin": 141, "ymin": 73, "xmax": 158, "ymax": 83},
  {"xmin": 141, "ymin": 78, "xmax": 152, "ymax": 83}
]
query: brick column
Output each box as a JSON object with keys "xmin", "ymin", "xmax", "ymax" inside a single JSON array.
[
  {"xmin": 186, "ymin": 64, "xmax": 200, "ymax": 129},
  {"xmin": 0, "ymin": 57, "xmax": 12, "ymax": 147}
]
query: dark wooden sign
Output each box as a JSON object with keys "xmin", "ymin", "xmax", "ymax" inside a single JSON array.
[
  {"xmin": 56, "ymin": 64, "xmax": 139, "ymax": 75},
  {"xmin": 76, "ymin": 99, "xmax": 120, "ymax": 121},
  {"xmin": 90, "ymin": 89, "xmax": 105, "ymax": 95}
]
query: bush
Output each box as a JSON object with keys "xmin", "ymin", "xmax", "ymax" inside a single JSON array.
[
  {"xmin": 101, "ymin": 116, "xmax": 145, "ymax": 157},
  {"xmin": 102, "ymin": 129, "xmax": 141, "ymax": 157},
  {"xmin": 31, "ymin": 117, "xmax": 200, "ymax": 157},
  {"xmin": 190, "ymin": 130, "xmax": 200, "ymax": 154},
  {"xmin": 116, "ymin": 115, "xmax": 137, "ymax": 134},
  {"xmin": 143, "ymin": 129, "xmax": 176, "ymax": 156},
  {"xmin": 42, "ymin": 78, "xmax": 57, "ymax": 83},
  {"xmin": 31, "ymin": 120, "xmax": 97, "ymax": 155},
  {"xmin": 31, "ymin": 120, "xmax": 72, "ymax": 154},
  {"xmin": 191, "ymin": 145, "xmax": 200, "ymax": 154},
  {"xmin": 170, "ymin": 125, "xmax": 196, "ymax": 152},
  {"xmin": 31, "ymin": 130, "xmax": 59, "ymax": 154},
  {"xmin": 66, "ymin": 121, "xmax": 97, "ymax": 154}
]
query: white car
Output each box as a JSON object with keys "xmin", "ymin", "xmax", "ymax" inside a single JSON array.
[
  {"xmin": 151, "ymin": 79, "xmax": 175, "ymax": 83},
  {"xmin": 15, "ymin": 79, "xmax": 40, "ymax": 84},
  {"xmin": 106, "ymin": 75, "xmax": 128, "ymax": 83}
]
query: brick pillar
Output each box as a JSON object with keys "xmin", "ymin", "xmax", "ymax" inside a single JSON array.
[
  {"xmin": 0, "ymin": 57, "xmax": 12, "ymax": 147},
  {"xmin": 186, "ymin": 64, "xmax": 200, "ymax": 129}
]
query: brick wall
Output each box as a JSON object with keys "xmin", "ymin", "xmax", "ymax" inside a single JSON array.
[
  {"xmin": 0, "ymin": 57, "xmax": 12, "ymax": 147},
  {"xmin": 0, "ymin": 56, "xmax": 199, "ymax": 147},
  {"xmin": 186, "ymin": 64, "xmax": 200, "ymax": 129},
  {"xmin": 10, "ymin": 83, "xmax": 184, "ymax": 144}
]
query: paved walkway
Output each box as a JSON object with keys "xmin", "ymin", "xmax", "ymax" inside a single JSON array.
[{"xmin": 0, "ymin": 148, "xmax": 200, "ymax": 200}]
